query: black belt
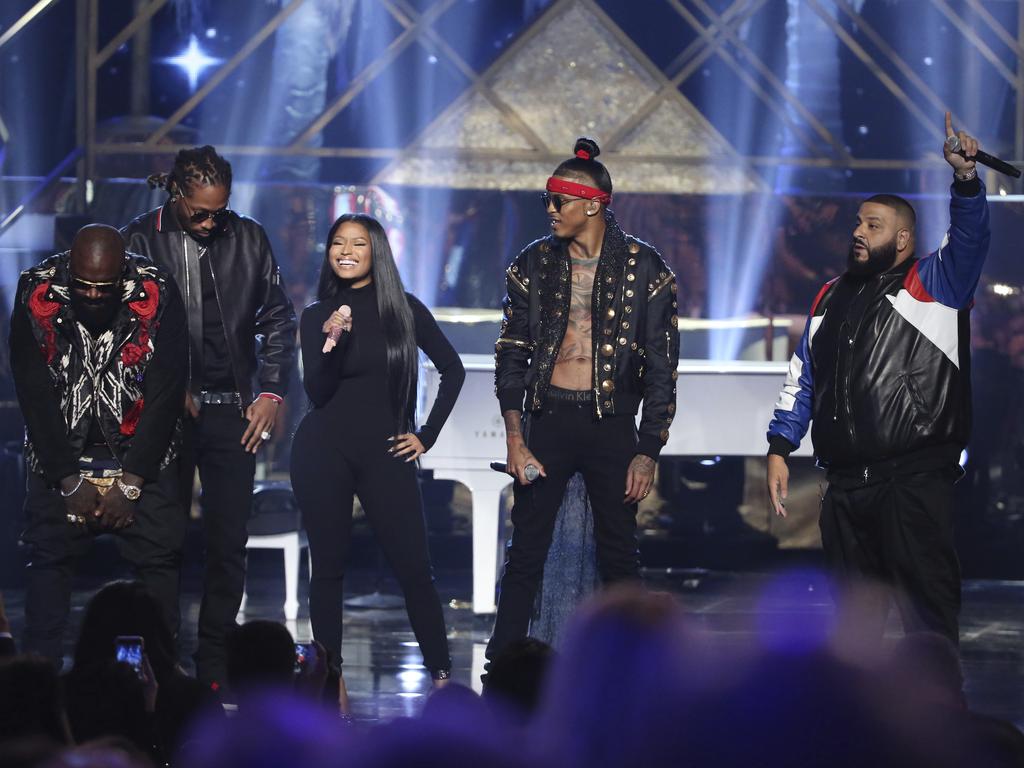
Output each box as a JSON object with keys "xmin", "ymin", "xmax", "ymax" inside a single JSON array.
[
  {"xmin": 826, "ymin": 443, "xmax": 962, "ymax": 489},
  {"xmin": 545, "ymin": 386, "xmax": 594, "ymax": 406},
  {"xmin": 199, "ymin": 391, "xmax": 241, "ymax": 405}
]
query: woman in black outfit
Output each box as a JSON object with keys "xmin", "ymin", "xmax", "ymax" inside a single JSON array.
[{"xmin": 291, "ymin": 213, "xmax": 465, "ymax": 683}]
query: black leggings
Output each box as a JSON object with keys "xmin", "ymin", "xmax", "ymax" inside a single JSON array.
[{"xmin": 290, "ymin": 416, "xmax": 450, "ymax": 672}]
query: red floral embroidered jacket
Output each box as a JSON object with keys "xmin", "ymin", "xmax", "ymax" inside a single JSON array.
[{"xmin": 10, "ymin": 252, "xmax": 187, "ymax": 483}]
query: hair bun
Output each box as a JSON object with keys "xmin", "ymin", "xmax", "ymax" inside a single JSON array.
[{"xmin": 573, "ymin": 137, "xmax": 600, "ymax": 162}]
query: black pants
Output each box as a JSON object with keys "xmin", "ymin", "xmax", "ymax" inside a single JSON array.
[
  {"xmin": 290, "ymin": 416, "xmax": 450, "ymax": 672},
  {"xmin": 487, "ymin": 396, "xmax": 640, "ymax": 660},
  {"xmin": 21, "ymin": 462, "xmax": 185, "ymax": 665},
  {"xmin": 820, "ymin": 469, "xmax": 962, "ymax": 645},
  {"xmin": 180, "ymin": 404, "xmax": 256, "ymax": 686}
]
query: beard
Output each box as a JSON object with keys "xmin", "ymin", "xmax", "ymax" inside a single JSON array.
[
  {"xmin": 846, "ymin": 237, "xmax": 898, "ymax": 277},
  {"xmin": 71, "ymin": 294, "xmax": 121, "ymax": 336}
]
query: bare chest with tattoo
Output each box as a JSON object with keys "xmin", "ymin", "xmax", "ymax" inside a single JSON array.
[{"xmin": 551, "ymin": 250, "xmax": 598, "ymax": 390}]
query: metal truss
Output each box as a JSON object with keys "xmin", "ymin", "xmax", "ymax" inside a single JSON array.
[{"xmin": 4, "ymin": 0, "xmax": 1024, "ymax": 189}]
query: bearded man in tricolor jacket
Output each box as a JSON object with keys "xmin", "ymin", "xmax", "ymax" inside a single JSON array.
[{"xmin": 766, "ymin": 114, "xmax": 990, "ymax": 646}]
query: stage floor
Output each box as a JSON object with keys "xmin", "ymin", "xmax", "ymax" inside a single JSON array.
[{"xmin": 3, "ymin": 563, "xmax": 1022, "ymax": 727}]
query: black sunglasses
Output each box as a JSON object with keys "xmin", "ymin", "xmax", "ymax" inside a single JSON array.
[
  {"xmin": 189, "ymin": 207, "xmax": 230, "ymax": 225},
  {"xmin": 181, "ymin": 196, "xmax": 230, "ymax": 225},
  {"xmin": 541, "ymin": 192, "xmax": 584, "ymax": 213}
]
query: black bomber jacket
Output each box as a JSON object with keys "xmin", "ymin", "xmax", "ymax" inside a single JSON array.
[
  {"xmin": 494, "ymin": 212, "xmax": 680, "ymax": 459},
  {"xmin": 121, "ymin": 203, "xmax": 297, "ymax": 405}
]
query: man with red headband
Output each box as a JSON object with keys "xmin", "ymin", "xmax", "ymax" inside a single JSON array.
[{"xmin": 489, "ymin": 138, "xmax": 680, "ymax": 660}]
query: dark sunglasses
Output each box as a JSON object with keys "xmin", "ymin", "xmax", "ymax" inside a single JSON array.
[
  {"xmin": 541, "ymin": 192, "xmax": 584, "ymax": 213},
  {"xmin": 180, "ymin": 196, "xmax": 230, "ymax": 225},
  {"xmin": 188, "ymin": 207, "xmax": 230, "ymax": 225},
  {"xmin": 71, "ymin": 276, "xmax": 121, "ymax": 294}
]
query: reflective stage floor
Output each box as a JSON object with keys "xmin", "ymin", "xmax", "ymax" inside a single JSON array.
[{"xmin": 3, "ymin": 562, "xmax": 1023, "ymax": 727}]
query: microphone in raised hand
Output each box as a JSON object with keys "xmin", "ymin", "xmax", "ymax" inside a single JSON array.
[
  {"xmin": 945, "ymin": 134, "xmax": 1020, "ymax": 178},
  {"xmin": 322, "ymin": 304, "xmax": 352, "ymax": 353}
]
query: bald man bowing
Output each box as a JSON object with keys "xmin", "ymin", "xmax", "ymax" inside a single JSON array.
[
  {"xmin": 766, "ymin": 114, "xmax": 990, "ymax": 647},
  {"xmin": 11, "ymin": 225, "xmax": 187, "ymax": 663}
]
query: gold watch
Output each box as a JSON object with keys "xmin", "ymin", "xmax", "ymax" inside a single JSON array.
[{"xmin": 115, "ymin": 478, "xmax": 142, "ymax": 501}]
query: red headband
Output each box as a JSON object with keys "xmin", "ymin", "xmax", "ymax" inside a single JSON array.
[{"xmin": 546, "ymin": 177, "xmax": 612, "ymax": 205}]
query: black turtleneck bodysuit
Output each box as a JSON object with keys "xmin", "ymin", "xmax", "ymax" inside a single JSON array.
[{"xmin": 290, "ymin": 282, "xmax": 464, "ymax": 673}]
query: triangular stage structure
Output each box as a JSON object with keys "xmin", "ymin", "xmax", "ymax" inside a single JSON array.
[{"xmin": 374, "ymin": 0, "xmax": 761, "ymax": 194}]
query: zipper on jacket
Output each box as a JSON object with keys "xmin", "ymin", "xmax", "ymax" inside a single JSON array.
[
  {"xmin": 839, "ymin": 281, "xmax": 867, "ymax": 447},
  {"xmin": 181, "ymin": 233, "xmax": 193, "ymax": 390}
]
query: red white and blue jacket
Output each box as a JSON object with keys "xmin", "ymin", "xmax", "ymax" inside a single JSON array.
[{"xmin": 767, "ymin": 179, "xmax": 990, "ymax": 472}]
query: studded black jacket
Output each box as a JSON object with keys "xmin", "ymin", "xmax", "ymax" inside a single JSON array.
[{"xmin": 494, "ymin": 211, "xmax": 680, "ymax": 459}]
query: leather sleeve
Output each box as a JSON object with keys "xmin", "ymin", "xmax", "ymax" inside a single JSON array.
[
  {"xmin": 252, "ymin": 227, "xmax": 298, "ymax": 398},
  {"xmin": 121, "ymin": 279, "xmax": 188, "ymax": 481},
  {"xmin": 494, "ymin": 248, "xmax": 534, "ymax": 414},
  {"xmin": 9, "ymin": 280, "xmax": 79, "ymax": 484},
  {"xmin": 766, "ymin": 309, "xmax": 816, "ymax": 455},
  {"xmin": 636, "ymin": 252, "xmax": 680, "ymax": 460}
]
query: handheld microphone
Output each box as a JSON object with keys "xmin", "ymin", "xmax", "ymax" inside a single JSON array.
[
  {"xmin": 322, "ymin": 304, "xmax": 352, "ymax": 353},
  {"xmin": 945, "ymin": 135, "xmax": 1021, "ymax": 178},
  {"xmin": 489, "ymin": 461, "xmax": 540, "ymax": 482}
]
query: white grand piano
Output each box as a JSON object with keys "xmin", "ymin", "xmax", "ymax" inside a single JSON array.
[{"xmin": 420, "ymin": 354, "xmax": 812, "ymax": 614}]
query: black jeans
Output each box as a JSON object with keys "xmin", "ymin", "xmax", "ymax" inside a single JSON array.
[
  {"xmin": 180, "ymin": 404, "xmax": 256, "ymax": 686},
  {"xmin": 21, "ymin": 461, "xmax": 185, "ymax": 665},
  {"xmin": 290, "ymin": 414, "xmax": 451, "ymax": 672},
  {"xmin": 487, "ymin": 393, "xmax": 641, "ymax": 660},
  {"xmin": 820, "ymin": 468, "xmax": 962, "ymax": 645}
]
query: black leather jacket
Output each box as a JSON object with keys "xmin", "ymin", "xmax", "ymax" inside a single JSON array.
[
  {"xmin": 768, "ymin": 179, "xmax": 990, "ymax": 474},
  {"xmin": 495, "ymin": 212, "xmax": 680, "ymax": 459},
  {"xmin": 10, "ymin": 252, "xmax": 187, "ymax": 483},
  {"xmin": 121, "ymin": 203, "xmax": 297, "ymax": 404}
]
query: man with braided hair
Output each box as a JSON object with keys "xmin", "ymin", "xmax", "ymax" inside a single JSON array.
[{"xmin": 122, "ymin": 146, "xmax": 297, "ymax": 688}]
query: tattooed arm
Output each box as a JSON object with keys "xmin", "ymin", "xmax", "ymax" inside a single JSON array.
[
  {"xmin": 503, "ymin": 410, "xmax": 546, "ymax": 486},
  {"xmin": 624, "ymin": 454, "xmax": 656, "ymax": 504}
]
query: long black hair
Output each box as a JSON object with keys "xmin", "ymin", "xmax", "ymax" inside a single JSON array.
[
  {"xmin": 146, "ymin": 145, "xmax": 233, "ymax": 197},
  {"xmin": 317, "ymin": 213, "xmax": 417, "ymax": 432},
  {"xmin": 553, "ymin": 137, "xmax": 613, "ymax": 195}
]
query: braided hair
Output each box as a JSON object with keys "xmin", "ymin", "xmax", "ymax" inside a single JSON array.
[
  {"xmin": 552, "ymin": 137, "xmax": 612, "ymax": 195},
  {"xmin": 146, "ymin": 145, "xmax": 233, "ymax": 198}
]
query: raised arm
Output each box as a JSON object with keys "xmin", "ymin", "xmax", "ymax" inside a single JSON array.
[{"xmin": 913, "ymin": 112, "xmax": 990, "ymax": 310}]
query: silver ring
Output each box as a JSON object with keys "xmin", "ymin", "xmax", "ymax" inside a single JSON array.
[{"xmin": 260, "ymin": 430, "xmax": 272, "ymax": 441}]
